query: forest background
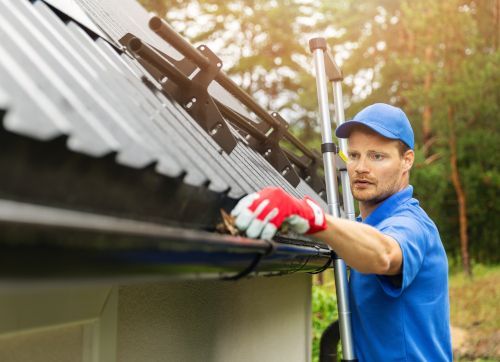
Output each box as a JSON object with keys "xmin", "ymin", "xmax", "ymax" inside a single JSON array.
[
  {"xmin": 139, "ymin": 0, "xmax": 499, "ymax": 273},
  {"xmin": 139, "ymin": 0, "xmax": 498, "ymax": 359}
]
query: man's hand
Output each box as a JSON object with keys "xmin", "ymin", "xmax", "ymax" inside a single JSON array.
[{"xmin": 230, "ymin": 187, "xmax": 327, "ymax": 240}]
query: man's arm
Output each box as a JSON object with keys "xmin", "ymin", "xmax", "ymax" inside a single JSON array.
[
  {"xmin": 314, "ymin": 215, "xmax": 402, "ymax": 275},
  {"xmin": 230, "ymin": 187, "xmax": 402, "ymax": 276}
]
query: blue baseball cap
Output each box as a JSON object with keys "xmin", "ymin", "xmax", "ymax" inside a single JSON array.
[{"xmin": 335, "ymin": 103, "xmax": 414, "ymax": 149}]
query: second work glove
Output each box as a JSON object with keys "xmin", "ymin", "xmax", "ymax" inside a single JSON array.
[{"xmin": 231, "ymin": 187, "xmax": 327, "ymax": 240}]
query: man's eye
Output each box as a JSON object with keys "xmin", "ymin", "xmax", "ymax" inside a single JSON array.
[
  {"xmin": 348, "ymin": 153, "xmax": 358, "ymax": 160},
  {"xmin": 372, "ymin": 154, "xmax": 384, "ymax": 161}
]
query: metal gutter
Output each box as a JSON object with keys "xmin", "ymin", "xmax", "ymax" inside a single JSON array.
[{"xmin": 0, "ymin": 199, "xmax": 331, "ymax": 283}]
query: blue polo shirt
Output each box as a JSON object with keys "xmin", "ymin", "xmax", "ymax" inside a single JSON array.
[{"xmin": 349, "ymin": 186, "xmax": 452, "ymax": 361}]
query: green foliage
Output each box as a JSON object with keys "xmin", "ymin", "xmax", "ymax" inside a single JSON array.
[
  {"xmin": 135, "ymin": 1, "xmax": 499, "ymax": 357},
  {"xmin": 399, "ymin": 0, "xmax": 500, "ymax": 264},
  {"xmin": 139, "ymin": 0, "xmax": 323, "ymax": 123},
  {"xmin": 410, "ymin": 148, "xmax": 459, "ymax": 257},
  {"xmin": 139, "ymin": 0, "xmax": 500, "ymax": 265},
  {"xmin": 322, "ymin": 0, "xmax": 500, "ymax": 265},
  {"xmin": 312, "ymin": 284, "xmax": 338, "ymax": 362}
]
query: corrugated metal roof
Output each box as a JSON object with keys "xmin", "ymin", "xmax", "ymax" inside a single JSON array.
[
  {"xmin": 36, "ymin": 0, "xmax": 110, "ymax": 40},
  {"xmin": 0, "ymin": 0, "xmax": 334, "ymax": 281},
  {"xmin": 0, "ymin": 0, "xmax": 327, "ymax": 229}
]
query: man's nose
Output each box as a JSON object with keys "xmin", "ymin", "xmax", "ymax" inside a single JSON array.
[{"xmin": 354, "ymin": 156, "xmax": 370, "ymax": 174}]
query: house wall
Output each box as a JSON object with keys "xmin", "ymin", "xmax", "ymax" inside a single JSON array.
[{"xmin": 0, "ymin": 274, "xmax": 312, "ymax": 362}]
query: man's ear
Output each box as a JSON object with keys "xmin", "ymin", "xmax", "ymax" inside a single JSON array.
[{"xmin": 403, "ymin": 150, "xmax": 414, "ymax": 172}]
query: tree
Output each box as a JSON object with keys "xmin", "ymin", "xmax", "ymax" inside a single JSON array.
[
  {"xmin": 323, "ymin": 0, "xmax": 499, "ymax": 274},
  {"xmin": 399, "ymin": 0, "xmax": 499, "ymax": 275},
  {"xmin": 139, "ymin": 0, "xmax": 500, "ymax": 271},
  {"xmin": 139, "ymin": 0, "xmax": 329, "ymax": 128}
]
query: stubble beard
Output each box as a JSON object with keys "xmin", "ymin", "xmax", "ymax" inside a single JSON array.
[{"xmin": 351, "ymin": 178, "xmax": 401, "ymax": 207}]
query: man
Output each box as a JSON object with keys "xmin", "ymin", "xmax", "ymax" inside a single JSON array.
[{"xmin": 231, "ymin": 103, "xmax": 452, "ymax": 361}]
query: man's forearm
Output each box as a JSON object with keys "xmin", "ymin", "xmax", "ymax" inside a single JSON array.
[{"xmin": 313, "ymin": 215, "xmax": 402, "ymax": 275}]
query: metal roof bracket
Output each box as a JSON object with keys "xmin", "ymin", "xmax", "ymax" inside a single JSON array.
[
  {"xmin": 248, "ymin": 112, "xmax": 301, "ymax": 186},
  {"xmin": 298, "ymin": 150, "xmax": 326, "ymax": 198},
  {"xmin": 120, "ymin": 23, "xmax": 325, "ymax": 190},
  {"xmin": 120, "ymin": 33, "xmax": 237, "ymax": 154},
  {"xmin": 145, "ymin": 17, "xmax": 325, "ymax": 189}
]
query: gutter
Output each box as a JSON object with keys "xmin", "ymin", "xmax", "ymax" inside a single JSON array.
[{"xmin": 0, "ymin": 199, "xmax": 331, "ymax": 283}]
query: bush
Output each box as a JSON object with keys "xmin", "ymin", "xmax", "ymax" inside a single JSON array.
[{"xmin": 312, "ymin": 284, "xmax": 339, "ymax": 362}]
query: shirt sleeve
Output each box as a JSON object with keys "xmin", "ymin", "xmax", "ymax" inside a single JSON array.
[{"xmin": 375, "ymin": 215, "xmax": 428, "ymax": 297}]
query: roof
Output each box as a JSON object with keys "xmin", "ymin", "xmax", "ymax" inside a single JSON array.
[{"xmin": 0, "ymin": 0, "xmax": 332, "ymax": 282}]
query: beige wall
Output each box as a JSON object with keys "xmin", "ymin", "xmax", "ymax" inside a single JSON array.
[
  {"xmin": 118, "ymin": 274, "xmax": 312, "ymax": 362},
  {"xmin": 0, "ymin": 274, "xmax": 312, "ymax": 362},
  {"xmin": 0, "ymin": 324, "xmax": 84, "ymax": 362},
  {"xmin": 0, "ymin": 285, "xmax": 118, "ymax": 362}
]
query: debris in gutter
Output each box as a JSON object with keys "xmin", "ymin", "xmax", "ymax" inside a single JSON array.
[
  {"xmin": 216, "ymin": 209, "xmax": 242, "ymax": 236},
  {"xmin": 215, "ymin": 209, "xmax": 291, "ymax": 237}
]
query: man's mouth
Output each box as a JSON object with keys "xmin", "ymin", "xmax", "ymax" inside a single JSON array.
[{"xmin": 353, "ymin": 179, "xmax": 374, "ymax": 187}]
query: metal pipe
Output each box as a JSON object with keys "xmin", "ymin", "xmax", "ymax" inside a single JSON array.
[
  {"xmin": 217, "ymin": 100, "xmax": 320, "ymax": 177},
  {"xmin": 149, "ymin": 16, "xmax": 316, "ymax": 161},
  {"xmin": 127, "ymin": 36, "xmax": 191, "ymax": 89},
  {"xmin": 329, "ymin": 59, "xmax": 357, "ymax": 362},
  {"xmin": 215, "ymin": 99, "xmax": 267, "ymax": 142},
  {"xmin": 282, "ymin": 149, "xmax": 309, "ymax": 170},
  {"xmin": 333, "ymin": 258, "xmax": 355, "ymax": 358},
  {"xmin": 149, "ymin": 16, "xmax": 211, "ymax": 70},
  {"xmin": 217, "ymin": 72, "xmax": 316, "ymax": 161},
  {"xmin": 310, "ymin": 37, "xmax": 357, "ymax": 361},
  {"xmin": 332, "ymin": 81, "xmax": 356, "ymax": 221},
  {"xmin": 217, "ymin": 102, "xmax": 318, "ymax": 179},
  {"xmin": 312, "ymin": 48, "xmax": 340, "ymax": 217}
]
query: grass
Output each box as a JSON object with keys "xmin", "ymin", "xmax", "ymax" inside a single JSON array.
[
  {"xmin": 312, "ymin": 264, "xmax": 500, "ymax": 362},
  {"xmin": 449, "ymin": 264, "xmax": 500, "ymax": 361}
]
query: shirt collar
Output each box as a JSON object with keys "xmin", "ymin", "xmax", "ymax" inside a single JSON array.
[{"xmin": 361, "ymin": 185, "xmax": 414, "ymax": 226}]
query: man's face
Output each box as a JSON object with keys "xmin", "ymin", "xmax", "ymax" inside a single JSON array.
[{"xmin": 346, "ymin": 127, "xmax": 412, "ymax": 206}]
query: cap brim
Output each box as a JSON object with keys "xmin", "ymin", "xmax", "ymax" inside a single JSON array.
[{"xmin": 335, "ymin": 120, "xmax": 399, "ymax": 141}]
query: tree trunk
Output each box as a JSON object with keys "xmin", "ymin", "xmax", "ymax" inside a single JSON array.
[
  {"xmin": 422, "ymin": 45, "xmax": 433, "ymax": 154},
  {"xmin": 495, "ymin": 0, "xmax": 499, "ymax": 50},
  {"xmin": 447, "ymin": 106, "xmax": 472, "ymax": 277}
]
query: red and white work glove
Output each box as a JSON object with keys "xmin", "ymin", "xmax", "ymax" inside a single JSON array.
[{"xmin": 231, "ymin": 187, "xmax": 327, "ymax": 240}]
